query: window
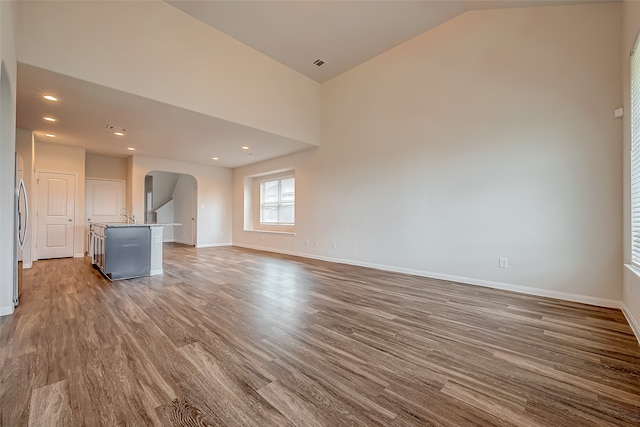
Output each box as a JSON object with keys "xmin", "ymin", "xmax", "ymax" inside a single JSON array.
[
  {"xmin": 632, "ymin": 37, "xmax": 640, "ymax": 266},
  {"xmin": 243, "ymin": 170, "xmax": 296, "ymax": 233},
  {"xmin": 260, "ymin": 177, "xmax": 295, "ymax": 225}
]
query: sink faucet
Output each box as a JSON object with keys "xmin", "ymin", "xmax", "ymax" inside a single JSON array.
[{"xmin": 120, "ymin": 208, "xmax": 136, "ymax": 224}]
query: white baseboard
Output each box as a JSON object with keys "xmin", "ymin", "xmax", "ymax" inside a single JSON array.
[
  {"xmin": 621, "ymin": 304, "xmax": 640, "ymax": 345},
  {"xmin": 173, "ymin": 239, "xmax": 195, "ymax": 246},
  {"xmin": 233, "ymin": 243, "xmax": 622, "ymax": 309},
  {"xmin": 23, "ymin": 261, "xmax": 32, "ymax": 269},
  {"xmin": 74, "ymin": 253, "xmax": 84, "ymax": 258},
  {"xmin": 150, "ymin": 269, "xmax": 163, "ymax": 276},
  {"xmin": 0, "ymin": 305, "xmax": 15, "ymax": 316},
  {"xmin": 196, "ymin": 242, "xmax": 232, "ymax": 249}
]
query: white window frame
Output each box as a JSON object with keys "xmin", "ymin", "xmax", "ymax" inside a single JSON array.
[
  {"xmin": 259, "ymin": 176, "xmax": 295, "ymax": 226},
  {"xmin": 631, "ymin": 35, "xmax": 640, "ymax": 268}
]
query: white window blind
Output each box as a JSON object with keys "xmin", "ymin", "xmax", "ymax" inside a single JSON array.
[
  {"xmin": 631, "ymin": 40, "xmax": 640, "ymax": 266},
  {"xmin": 260, "ymin": 177, "xmax": 295, "ymax": 225}
]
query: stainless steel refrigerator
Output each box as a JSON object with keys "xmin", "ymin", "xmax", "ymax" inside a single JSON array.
[{"xmin": 13, "ymin": 153, "xmax": 28, "ymax": 307}]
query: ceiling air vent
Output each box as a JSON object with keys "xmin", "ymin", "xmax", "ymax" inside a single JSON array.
[{"xmin": 313, "ymin": 59, "xmax": 325, "ymax": 67}]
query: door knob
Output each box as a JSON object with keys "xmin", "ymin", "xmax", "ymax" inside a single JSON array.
[{"xmin": 68, "ymin": 219, "xmax": 73, "ymax": 222}]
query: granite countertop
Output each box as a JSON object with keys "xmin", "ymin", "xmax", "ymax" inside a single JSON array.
[{"xmin": 91, "ymin": 222, "xmax": 166, "ymax": 228}]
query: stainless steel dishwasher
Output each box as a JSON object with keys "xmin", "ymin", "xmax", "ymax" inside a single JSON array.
[{"xmin": 90, "ymin": 224, "xmax": 151, "ymax": 280}]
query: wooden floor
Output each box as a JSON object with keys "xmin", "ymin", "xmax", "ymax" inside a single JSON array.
[{"xmin": 1, "ymin": 244, "xmax": 639, "ymax": 426}]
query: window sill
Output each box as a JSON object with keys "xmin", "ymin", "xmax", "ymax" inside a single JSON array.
[
  {"xmin": 243, "ymin": 229, "xmax": 296, "ymax": 236},
  {"xmin": 625, "ymin": 263, "xmax": 640, "ymax": 280}
]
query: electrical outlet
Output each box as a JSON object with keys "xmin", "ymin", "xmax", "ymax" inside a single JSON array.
[
  {"xmin": 315, "ymin": 240, "xmax": 319, "ymax": 247},
  {"xmin": 332, "ymin": 242, "xmax": 337, "ymax": 249},
  {"xmin": 305, "ymin": 239, "xmax": 310, "ymax": 246},
  {"xmin": 499, "ymin": 258, "xmax": 508, "ymax": 269}
]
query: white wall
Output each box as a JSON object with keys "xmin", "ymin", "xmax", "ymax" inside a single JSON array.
[
  {"xmin": 130, "ymin": 155, "xmax": 231, "ymax": 248},
  {"xmin": 147, "ymin": 171, "xmax": 179, "ymax": 210},
  {"xmin": 233, "ymin": 3, "xmax": 623, "ymax": 307},
  {"xmin": 34, "ymin": 140, "xmax": 86, "ymax": 258},
  {"xmin": 172, "ymin": 174, "xmax": 197, "ymax": 245},
  {"xmin": 155, "ymin": 200, "xmax": 174, "ymax": 242},
  {"xmin": 0, "ymin": 0, "xmax": 17, "ymax": 316},
  {"xmin": 85, "ymin": 153, "xmax": 127, "ymax": 181},
  {"xmin": 622, "ymin": 0, "xmax": 640, "ymax": 341},
  {"xmin": 16, "ymin": 0, "xmax": 321, "ymax": 146}
]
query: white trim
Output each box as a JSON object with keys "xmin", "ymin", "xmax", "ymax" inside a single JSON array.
[
  {"xmin": 196, "ymin": 242, "xmax": 232, "ymax": 248},
  {"xmin": 74, "ymin": 253, "xmax": 84, "ymax": 258},
  {"xmin": 625, "ymin": 263, "xmax": 640, "ymax": 279},
  {"xmin": 259, "ymin": 176, "xmax": 295, "ymax": 226},
  {"xmin": 0, "ymin": 305, "xmax": 15, "ymax": 316},
  {"xmin": 631, "ymin": 33, "xmax": 640, "ymax": 267},
  {"xmin": 173, "ymin": 239, "xmax": 195, "ymax": 246},
  {"xmin": 233, "ymin": 243, "xmax": 622, "ymax": 309},
  {"xmin": 243, "ymin": 229, "xmax": 295, "ymax": 236},
  {"xmin": 249, "ymin": 168, "xmax": 295, "ymax": 180},
  {"xmin": 85, "ymin": 177, "xmax": 125, "ymax": 183},
  {"xmin": 23, "ymin": 261, "xmax": 32, "ymax": 269},
  {"xmin": 150, "ymin": 268, "xmax": 163, "ymax": 276},
  {"xmin": 621, "ymin": 303, "xmax": 640, "ymax": 345}
]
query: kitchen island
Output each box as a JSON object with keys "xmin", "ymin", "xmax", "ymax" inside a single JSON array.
[{"xmin": 89, "ymin": 223, "xmax": 164, "ymax": 280}]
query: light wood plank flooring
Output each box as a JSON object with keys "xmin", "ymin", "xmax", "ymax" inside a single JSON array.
[{"xmin": 1, "ymin": 243, "xmax": 639, "ymax": 426}]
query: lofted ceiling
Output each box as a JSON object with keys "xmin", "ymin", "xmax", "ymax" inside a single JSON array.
[
  {"xmin": 16, "ymin": 0, "xmax": 618, "ymax": 168},
  {"xmin": 168, "ymin": 0, "xmax": 618, "ymax": 83}
]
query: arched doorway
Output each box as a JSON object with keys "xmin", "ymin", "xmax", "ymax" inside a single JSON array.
[{"xmin": 144, "ymin": 171, "xmax": 197, "ymax": 245}]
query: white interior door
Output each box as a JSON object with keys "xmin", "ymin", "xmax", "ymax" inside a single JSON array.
[
  {"xmin": 37, "ymin": 172, "xmax": 76, "ymax": 259},
  {"xmin": 86, "ymin": 179, "xmax": 125, "ymax": 225}
]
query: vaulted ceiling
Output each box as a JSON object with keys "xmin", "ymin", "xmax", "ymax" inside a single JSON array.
[
  {"xmin": 169, "ymin": 0, "xmax": 615, "ymax": 83},
  {"xmin": 16, "ymin": 0, "xmax": 618, "ymax": 167}
]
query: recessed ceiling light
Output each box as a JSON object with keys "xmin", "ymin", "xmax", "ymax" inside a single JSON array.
[
  {"xmin": 212, "ymin": 157, "xmax": 219, "ymax": 160},
  {"xmin": 106, "ymin": 124, "xmax": 127, "ymax": 134},
  {"xmin": 43, "ymin": 116, "xmax": 57, "ymax": 122},
  {"xmin": 242, "ymin": 146, "xmax": 249, "ymax": 150},
  {"xmin": 127, "ymin": 147, "xmax": 136, "ymax": 151},
  {"xmin": 43, "ymin": 95, "xmax": 58, "ymax": 102},
  {"xmin": 45, "ymin": 133, "xmax": 56, "ymax": 138}
]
